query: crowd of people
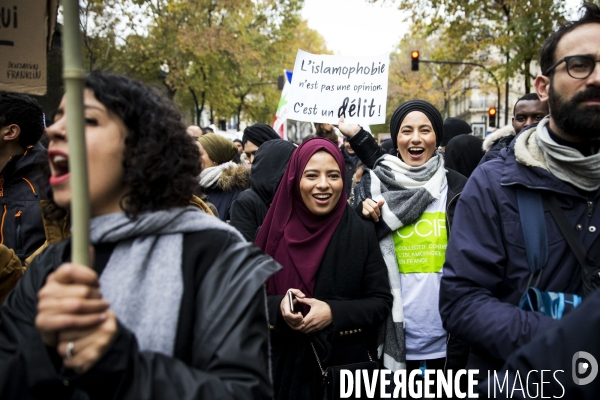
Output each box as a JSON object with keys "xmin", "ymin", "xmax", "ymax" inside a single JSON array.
[{"xmin": 0, "ymin": 3, "xmax": 599, "ymax": 399}]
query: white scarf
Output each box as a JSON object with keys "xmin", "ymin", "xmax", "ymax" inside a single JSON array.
[{"xmin": 198, "ymin": 161, "xmax": 237, "ymax": 188}]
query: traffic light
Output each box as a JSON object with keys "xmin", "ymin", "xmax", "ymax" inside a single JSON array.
[
  {"xmin": 488, "ymin": 107, "xmax": 497, "ymax": 128},
  {"xmin": 411, "ymin": 50, "xmax": 419, "ymax": 71}
]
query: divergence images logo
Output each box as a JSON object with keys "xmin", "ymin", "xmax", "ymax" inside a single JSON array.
[{"xmin": 572, "ymin": 351, "xmax": 598, "ymax": 386}]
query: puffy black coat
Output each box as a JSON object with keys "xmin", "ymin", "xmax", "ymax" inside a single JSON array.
[
  {"xmin": 0, "ymin": 228, "xmax": 279, "ymax": 399},
  {"xmin": 201, "ymin": 163, "xmax": 249, "ymax": 222},
  {"xmin": 0, "ymin": 142, "xmax": 48, "ymax": 261}
]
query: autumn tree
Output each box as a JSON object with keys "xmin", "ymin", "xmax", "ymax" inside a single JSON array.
[
  {"xmin": 368, "ymin": 32, "xmax": 480, "ymax": 135},
  {"xmin": 372, "ymin": 0, "xmax": 568, "ymax": 95},
  {"xmin": 78, "ymin": 0, "xmax": 310, "ymax": 128},
  {"xmin": 79, "ymin": 0, "xmax": 126, "ymax": 73}
]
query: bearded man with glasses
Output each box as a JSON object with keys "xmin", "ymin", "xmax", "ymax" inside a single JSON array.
[{"xmin": 439, "ymin": 3, "xmax": 600, "ymax": 393}]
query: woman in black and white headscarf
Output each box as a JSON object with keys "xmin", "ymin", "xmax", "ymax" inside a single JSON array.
[{"xmin": 338, "ymin": 100, "xmax": 468, "ymax": 379}]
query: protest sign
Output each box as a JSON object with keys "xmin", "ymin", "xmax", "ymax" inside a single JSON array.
[
  {"xmin": 286, "ymin": 50, "xmax": 389, "ymax": 125},
  {"xmin": 0, "ymin": 0, "xmax": 57, "ymax": 95}
]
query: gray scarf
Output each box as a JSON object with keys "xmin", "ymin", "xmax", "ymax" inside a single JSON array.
[
  {"xmin": 516, "ymin": 117, "xmax": 600, "ymax": 191},
  {"xmin": 92, "ymin": 207, "xmax": 242, "ymax": 356},
  {"xmin": 354, "ymin": 151, "xmax": 447, "ymax": 240}
]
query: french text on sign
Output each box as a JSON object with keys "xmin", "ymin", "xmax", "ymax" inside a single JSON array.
[{"xmin": 287, "ymin": 50, "xmax": 389, "ymax": 125}]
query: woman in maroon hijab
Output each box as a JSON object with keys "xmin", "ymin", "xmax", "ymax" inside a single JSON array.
[{"xmin": 256, "ymin": 138, "xmax": 392, "ymax": 399}]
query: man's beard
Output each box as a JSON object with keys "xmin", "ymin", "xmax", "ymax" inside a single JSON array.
[{"xmin": 549, "ymin": 83, "xmax": 600, "ymax": 140}]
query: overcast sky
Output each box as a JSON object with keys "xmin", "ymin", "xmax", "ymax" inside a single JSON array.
[
  {"xmin": 301, "ymin": 0, "xmax": 584, "ymax": 57},
  {"xmin": 301, "ymin": 0, "xmax": 409, "ymax": 57}
]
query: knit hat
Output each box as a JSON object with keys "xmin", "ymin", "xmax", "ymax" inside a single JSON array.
[
  {"xmin": 198, "ymin": 134, "xmax": 237, "ymax": 165},
  {"xmin": 242, "ymin": 123, "xmax": 280, "ymax": 146},
  {"xmin": 441, "ymin": 118, "xmax": 472, "ymax": 147},
  {"xmin": 389, "ymin": 100, "xmax": 444, "ymax": 148}
]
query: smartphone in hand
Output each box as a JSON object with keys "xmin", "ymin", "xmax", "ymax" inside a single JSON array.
[{"xmin": 288, "ymin": 291, "xmax": 296, "ymax": 313}]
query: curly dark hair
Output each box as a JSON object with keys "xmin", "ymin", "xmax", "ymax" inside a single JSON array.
[
  {"xmin": 77, "ymin": 71, "xmax": 200, "ymax": 218},
  {"xmin": 539, "ymin": 3, "xmax": 600, "ymax": 76},
  {"xmin": 0, "ymin": 92, "xmax": 45, "ymax": 147}
]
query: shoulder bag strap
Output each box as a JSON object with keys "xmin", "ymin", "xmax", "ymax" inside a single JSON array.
[{"xmin": 516, "ymin": 187, "xmax": 548, "ymax": 282}]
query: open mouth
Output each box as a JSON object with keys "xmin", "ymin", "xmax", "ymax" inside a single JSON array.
[
  {"xmin": 408, "ymin": 147, "xmax": 425, "ymax": 156},
  {"xmin": 49, "ymin": 151, "xmax": 70, "ymax": 184},
  {"xmin": 312, "ymin": 193, "xmax": 332, "ymax": 202}
]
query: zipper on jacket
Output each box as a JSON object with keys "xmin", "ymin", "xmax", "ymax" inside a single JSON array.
[
  {"xmin": 22, "ymin": 177, "xmax": 38, "ymax": 197},
  {"xmin": 0, "ymin": 205, "xmax": 6, "ymax": 244},
  {"xmin": 0, "ymin": 174, "xmax": 4, "ymax": 197},
  {"xmin": 15, "ymin": 210, "xmax": 22, "ymax": 252},
  {"xmin": 588, "ymin": 201, "xmax": 593, "ymax": 218}
]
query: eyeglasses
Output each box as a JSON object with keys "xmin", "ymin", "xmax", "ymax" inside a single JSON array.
[{"xmin": 545, "ymin": 55, "xmax": 600, "ymax": 79}]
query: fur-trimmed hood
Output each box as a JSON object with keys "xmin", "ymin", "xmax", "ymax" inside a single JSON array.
[
  {"xmin": 482, "ymin": 124, "xmax": 515, "ymax": 152},
  {"xmin": 217, "ymin": 163, "xmax": 250, "ymax": 192}
]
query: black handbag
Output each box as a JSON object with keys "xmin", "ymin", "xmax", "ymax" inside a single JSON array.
[{"xmin": 310, "ymin": 341, "xmax": 379, "ymax": 400}]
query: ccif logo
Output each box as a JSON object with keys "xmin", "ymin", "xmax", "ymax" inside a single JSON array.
[{"xmin": 572, "ymin": 351, "xmax": 599, "ymax": 385}]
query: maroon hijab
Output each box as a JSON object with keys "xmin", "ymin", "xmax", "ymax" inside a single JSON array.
[{"xmin": 256, "ymin": 137, "xmax": 347, "ymax": 297}]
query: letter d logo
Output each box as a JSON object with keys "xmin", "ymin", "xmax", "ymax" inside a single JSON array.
[{"xmin": 572, "ymin": 351, "xmax": 598, "ymax": 385}]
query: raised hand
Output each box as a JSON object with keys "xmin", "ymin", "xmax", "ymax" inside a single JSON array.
[{"xmin": 337, "ymin": 117, "xmax": 361, "ymax": 138}]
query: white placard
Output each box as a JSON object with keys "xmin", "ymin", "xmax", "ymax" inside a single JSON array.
[{"xmin": 286, "ymin": 50, "xmax": 390, "ymax": 125}]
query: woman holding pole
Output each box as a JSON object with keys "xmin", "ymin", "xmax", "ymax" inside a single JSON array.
[{"xmin": 0, "ymin": 72, "xmax": 277, "ymax": 399}]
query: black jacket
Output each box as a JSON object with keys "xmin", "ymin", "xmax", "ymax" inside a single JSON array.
[
  {"xmin": 230, "ymin": 140, "xmax": 295, "ymax": 242},
  {"xmin": 0, "ymin": 142, "xmax": 48, "ymax": 261},
  {"xmin": 340, "ymin": 146, "xmax": 358, "ymax": 197},
  {"xmin": 267, "ymin": 207, "xmax": 393, "ymax": 399},
  {"xmin": 0, "ymin": 229, "xmax": 278, "ymax": 399},
  {"xmin": 347, "ymin": 128, "xmax": 388, "ymax": 170},
  {"xmin": 230, "ymin": 189, "xmax": 267, "ymax": 241}
]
